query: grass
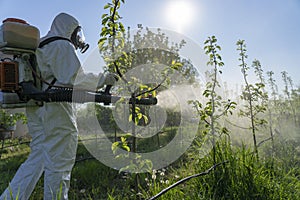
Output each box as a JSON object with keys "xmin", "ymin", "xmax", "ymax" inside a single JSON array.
[{"xmin": 0, "ymin": 126, "xmax": 299, "ymax": 200}]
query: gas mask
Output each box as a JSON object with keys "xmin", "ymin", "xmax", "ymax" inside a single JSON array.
[{"xmin": 71, "ymin": 26, "xmax": 89, "ymax": 53}]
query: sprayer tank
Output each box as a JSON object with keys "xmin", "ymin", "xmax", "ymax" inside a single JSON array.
[{"xmin": 0, "ymin": 18, "xmax": 40, "ymax": 50}]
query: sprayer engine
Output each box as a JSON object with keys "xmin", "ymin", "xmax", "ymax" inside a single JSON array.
[
  {"xmin": 0, "ymin": 18, "xmax": 157, "ymax": 108},
  {"xmin": 0, "ymin": 18, "xmax": 40, "ymax": 108}
]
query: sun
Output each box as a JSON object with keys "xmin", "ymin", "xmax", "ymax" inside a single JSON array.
[{"xmin": 165, "ymin": 0, "xmax": 195, "ymax": 32}]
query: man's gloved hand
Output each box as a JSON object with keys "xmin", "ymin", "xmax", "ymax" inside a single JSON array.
[{"xmin": 97, "ymin": 73, "xmax": 118, "ymax": 89}]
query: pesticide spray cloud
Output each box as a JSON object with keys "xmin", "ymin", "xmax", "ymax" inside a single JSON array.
[{"xmin": 75, "ymin": 28, "xmax": 212, "ymax": 173}]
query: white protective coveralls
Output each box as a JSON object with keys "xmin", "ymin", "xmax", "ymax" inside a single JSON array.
[{"xmin": 0, "ymin": 13, "xmax": 115, "ymax": 200}]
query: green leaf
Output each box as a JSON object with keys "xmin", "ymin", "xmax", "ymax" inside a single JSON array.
[
  {"xmin": 121, "ymin": 136, "xmax": 126, "ymax": 143},
  {"xmin": 111, "ymin": 141, "xmax": 119, "ymax": 153},
  {"xmin": 101, "ymin": 14, "xmax": 108, "ymax": 19},
  {"xmin": 137, "ymin": 113, "xmax": 143, "ymax": 120},
  {"xmin": 104, "ymin": 3, "xmax": 111, "ymax": 9},
  {"xmin": 135, "ymin": 107, "xmax": 141, "ymax": 112},
  {"xmin": 142, "ymin": 115, "xmax": 148, "ymax": 124},
  {"xmin": 122, "ymin": 145, "xmax": 130, "ymax": 152},
  {"xmin": 128, "ymin": 114, "xmax": 132, "ymax": 122}
]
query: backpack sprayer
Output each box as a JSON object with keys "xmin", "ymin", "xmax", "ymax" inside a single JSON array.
[{"xmin": 0, "ymin": 18, "xmax": 157, "ymax": 108}]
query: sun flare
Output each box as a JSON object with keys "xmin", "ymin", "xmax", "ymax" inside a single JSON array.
[{"xmin": 165, "ymin": 0, "xmax": 195, "ymax": 32}]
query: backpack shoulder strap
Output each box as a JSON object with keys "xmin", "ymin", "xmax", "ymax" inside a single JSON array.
[
  {"xmin": 38, "ymin": 36, "xmax": 72, "ymax": 48},
  {"xmin": 37, "ymin": 36, "xmax": 72, "ymax": 90}
]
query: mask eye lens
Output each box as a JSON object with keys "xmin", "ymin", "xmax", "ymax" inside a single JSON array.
[
  {"xmin": 77, "ymin": 28, "xmax": 85, "ymax": 42},
  {"xmin": 71, "ymin": 26, "xmax": 89, "ymax": 53}
]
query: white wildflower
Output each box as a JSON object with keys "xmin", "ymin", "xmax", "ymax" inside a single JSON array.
[
  {"xmin": 152, "ymin": 174, "xmax": 157, "ymax": 180},
  {"xmin": 80, "ymin": 189, "xmax": 86, "ymax": 193}
]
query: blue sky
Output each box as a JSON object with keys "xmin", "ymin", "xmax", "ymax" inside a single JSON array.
[{"xmin": 1, "ymin": 0, "xmax": 299, "ymax": 91}]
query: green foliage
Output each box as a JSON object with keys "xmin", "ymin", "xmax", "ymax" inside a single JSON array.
[
  {"xmin": 98, "ymin": 0, "xmax": 198, "ymax": 186},
  {"xmin": 99, "ymin": 0, "xmax": 126, "ymax": 74},
  {"xmin": 1, "ymin": 120, "xmax": 299, "ymax": 200},
  {"xmin": 2, "ymin": 2, "xmax": 300, "ymax": 199},
  {"xmin": 281, "ymin": 71, "xmax": 298, "ymax": 125},
  {"xmin": 112, "ymin": 136, "xmax": 130, "ymax": 154},
  {"xmin": 266, "ymin": 71, "xmax": 279, "ymax": 101},
  {"xmin": 204, "ymin": 36, "xmax": 224, "ymax": 68},
  {"xmin": 236, "ymin": 39, "xmax": 269, "ymax": 160},
  {"xmin": 119, "ymin": 154, "xmax": 153, "ymax": 174},
  {"xmin": 189, "ymin": 36, "xmax": 236, "ymax": 164},
  {"xmin": 0, "ymin": 109, "xmax": 27, "ymax": 129},
  {"xmin": 138, "ymin": 137, "xmax": 300, "ymax": 200}
]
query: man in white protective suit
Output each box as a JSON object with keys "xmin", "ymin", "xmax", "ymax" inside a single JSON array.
[{"xmin": 0, "ymin": 13, "xmax": 116, "ymax": 200}]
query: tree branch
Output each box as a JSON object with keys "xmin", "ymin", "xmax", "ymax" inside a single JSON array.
[
  {"xmin": 148, "ymin": 161, "xmax": 228, "ymax": 200},
  {"xmin": 257, "ymin": 135, "xmax": 275, "ymax": 148},
  {"xmin": 135, "ymin": 77, "xmax": 167, "ymax": 98},
  {"xmin": 225, "ymin": 119, "xmax": 250, "ymax": 130}
]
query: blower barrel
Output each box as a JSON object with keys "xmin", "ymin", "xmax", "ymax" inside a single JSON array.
[{"xmin": 19, "ymin": 82, "xmax": 157, "ymax": 105}]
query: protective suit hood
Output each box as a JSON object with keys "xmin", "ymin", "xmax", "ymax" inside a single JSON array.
[{"xmin": 43, "ymin": 13, "xmax": 79, "ymax": 40}]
